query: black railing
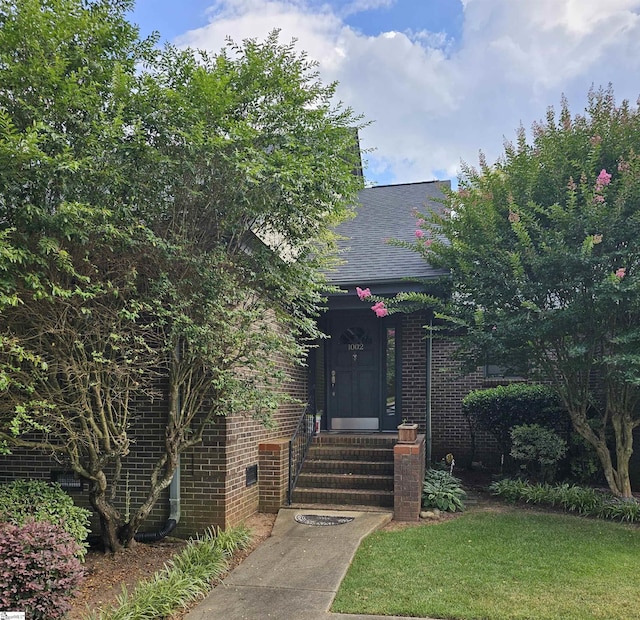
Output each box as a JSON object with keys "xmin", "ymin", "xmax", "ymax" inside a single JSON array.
[{"xmin": 288, "ymin": 405, "xmax": 316, "ymax": 504}]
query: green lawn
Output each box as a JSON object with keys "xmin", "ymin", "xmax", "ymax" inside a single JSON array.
[{"xmin": 332, "ymin": 509, "xmax": 640, "ymax": 620}]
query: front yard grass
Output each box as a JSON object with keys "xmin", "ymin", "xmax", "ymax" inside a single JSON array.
[{"xmin": 332, "ymin": 509, "xmax": 640, "ymax": 620}]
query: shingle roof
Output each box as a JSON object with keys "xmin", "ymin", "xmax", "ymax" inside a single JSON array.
[{"xmin": 328, "ymin": 180, "xmax": 450, "ymax": 287}]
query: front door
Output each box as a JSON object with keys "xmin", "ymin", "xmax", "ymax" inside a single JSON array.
[{"xmin": 328, "ymin": 314, "xmax": 381, "ymax": 430}]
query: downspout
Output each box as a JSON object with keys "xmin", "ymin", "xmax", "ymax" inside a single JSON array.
[
  {"xmin": 426, "ymin": 315, "xmax": 433, "ymax": 465},
  {"xmin": 135, "ymin": 376, "xmax": 182, "ymax": 543},
  {"xmin": 87, "ymin": 460, "xmax": 181, "ymax": 548},
  {"xmin": 134, "ymin": 455, "xmax": 181, "ymax": 543}
]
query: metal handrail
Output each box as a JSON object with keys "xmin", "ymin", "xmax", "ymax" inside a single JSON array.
[{"xmin": 288, "ymin": 404, "xmax": 316, "ymax": 504}]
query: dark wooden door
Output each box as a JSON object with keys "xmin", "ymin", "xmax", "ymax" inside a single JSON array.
[{"xmin": 328, "ymin": 315, "xmax": 381, "ymax": 430}]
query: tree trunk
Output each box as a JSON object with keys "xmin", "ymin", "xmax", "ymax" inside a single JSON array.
[
  {"xmin": 612, "ymin": 411, "xmax": 634, "ymax": 498},
  {"xmin": 89, "ymin": 472, "xmax": 123, "ymax": 553},
  {"xmin": 119, "ymin": 446, "xmax": 180, "ymax": 547},
  {"xmin": 569, "ymin": 410, "xmax": 625, "ymax": 497}
]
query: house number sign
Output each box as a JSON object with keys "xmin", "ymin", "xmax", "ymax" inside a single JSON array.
[{"xmin": 347, "ymin": 344, "xmax": 364, "ymax": 351}]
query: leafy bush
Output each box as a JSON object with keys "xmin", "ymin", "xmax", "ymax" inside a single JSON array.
[
  {"xmin": 0, "ymin": 479, "xmax": 91, "ymax": 558},
  {"xmin": 463, "ymin": 383, "xmax": 567, "ymax": 451},
  {"xmin": 88, "ymin": 524, "xmax": 252, "ymax": 620},
  {"xmin": 0, "ymin": 519, "xmax": 84, "ymax": 619},
  {"xmin": 510, "ymin": 424, "xmax": 567, "ymax": 482},
  {"xmin": 422, "ymin": 469, "xmax": 467, "ymax": 512},
  {"xmin": 489, "ymin": 478, "xmax": 640, "ymax": 523},
  {"xmin": 567, "ymin": 432, "xmax": 602, "ymax": 484}
]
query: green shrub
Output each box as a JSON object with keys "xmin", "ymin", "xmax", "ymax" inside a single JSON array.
[
  {"xmin": 568, "ymin": 432, "xmax": 601, "ymax": 484},
  {"xmin": 0, "ymin": 479, "xmax": 91, "ymax": 558},
  {"xmin": 0, "ymin": 519, "xmax": 85, "ymax": 619},
  {"xmin": 510, "ymin": 424, "xmax": 567, "ymax": 482},
  {"xmin": 489, "ymin": 478, "xmax": 639, "ymax": 523},
  {"xmin": 463, "ymin": 383, "xmax": 567, "ymax": 452},
  {"xmin": 422, "ymin": 469, "xmax": 467, "ymax": 512}
]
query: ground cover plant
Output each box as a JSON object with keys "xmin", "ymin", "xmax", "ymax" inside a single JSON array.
[
  {"xmin": 491, "ymin": 478, "xmax": 640, "ymax": 522},
  {"xmin": 332, "ymin": 510, "xmax": 640, "ymax": 620},
  {"xmin": 84, "ymin": 524, "xmax": 251, "ymax": 620}
]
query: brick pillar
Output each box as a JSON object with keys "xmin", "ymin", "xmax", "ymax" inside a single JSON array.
[
  {"xmin": 394, "ymin": 434, "xmax": 426, "ymax": 521},
  {"xmin": 258, "ymin": 438, "xmax": 290, "ymax": 513}
]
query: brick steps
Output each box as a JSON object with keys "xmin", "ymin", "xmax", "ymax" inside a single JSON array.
[
  {"xmin": 292, "ymin": 486, "xmax": 394, "ymax": 507},
  {"xmin": 302, "ymin": 459, "xmax": 394, "ymax": 475},
  {"xmin": 306, "ymin": 446, "xmax": 393, "ymax": 461},
  {"xmin": 297, "ymin": 472, "xmax": 394, "ymax": 491},
  {"xmin": 291, "ymin": 434, "xmax": 395, "ymax": 508}
]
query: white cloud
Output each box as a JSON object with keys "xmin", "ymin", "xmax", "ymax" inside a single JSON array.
[
  {"xmin": 175, "ymin": 0, "xmax": 640, "ymax": 186},
  {"xmin": 340, "ymin": 0, "xmax": 395, "ymax": 17}
]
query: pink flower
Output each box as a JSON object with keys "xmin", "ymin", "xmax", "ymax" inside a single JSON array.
[
  {"xmin": 590, "ymin": 135, "xmax": 602, "ymax": 146},
  {"xmin": 415, "ymin": 229, "xmax": 424, "ymax": 239},
  {"xmin": 424, "ymin": 239, "xmax": 433, "ymax": 248},
  {"xmin": 594, "ymin": 194, "xmax": 605, "ymax": 203},
  {"xmin": 356, "ymin": 286, "xmax": 372, "ymax": 300},
  {"xmin": 508, "ymin": 211, "xmax": 520, "ymax": 223},
  {"xmin": 596, "ymin": 169, "xmax": 612, "ymax": 189},
  {"xmin": 615, "ymin": 268, "xmax": 626, "ymax": 279},
  {"xmin": 372, "ymin": 301, "xmax": 388, "ymax": 317},
  {"xmin": 416, "ymin": 219, "xmax": 425, "ymax": 227}
]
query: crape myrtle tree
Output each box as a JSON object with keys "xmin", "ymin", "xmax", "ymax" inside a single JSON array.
[
  {"xmin": 0, "ymin": 0, "xmax": 364, "ymax": 551},
  {"xmin": 410, "ymin": 87, "xmax": 640, "ymax": 497}
]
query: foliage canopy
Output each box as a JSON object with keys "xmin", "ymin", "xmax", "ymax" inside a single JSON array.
[
  {"xmin": 0, "ymin": 0, "xmax": 364, "ymax": 549},
  {"xmin": 416, "ymin": 87, "xmax": 640, "ymax": 496}
]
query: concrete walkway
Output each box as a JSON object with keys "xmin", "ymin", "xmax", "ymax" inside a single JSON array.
[{"xmin": 185, "ymin": 507, "xmax": 439, "ymax": 620}]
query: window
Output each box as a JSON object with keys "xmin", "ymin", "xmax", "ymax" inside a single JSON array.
[
  {"xmin": 338, "ymin": 326, "xmax": 372, "ymax": 346},
  {"xmin": 386, "ymin": 327, "xmax": 396, "ymax": 415}
]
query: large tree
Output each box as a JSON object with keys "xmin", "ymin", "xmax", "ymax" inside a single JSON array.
[
  {"xmin": 416, "ymin": 88, "xmax": 640, "ymax": 497},
  {"xmin": 0, "ymin": 0, "xmax": 363, "ymax": 551}
]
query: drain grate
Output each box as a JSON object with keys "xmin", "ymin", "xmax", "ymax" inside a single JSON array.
[{"xmin": 294, "ymin": 514, "xmax": 354, "ymax": 526}]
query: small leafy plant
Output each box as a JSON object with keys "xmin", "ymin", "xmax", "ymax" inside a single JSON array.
[
  {"xmin": 0, "ymin": 519, "xmax": 85, "ymax": 619},
  {"xmin": 510, "ymin": 424, "xmax": 567, "ymax": 482},
  {"xmin": 422, "ymin": 469, "xmax": 467, "ymax": 512}
]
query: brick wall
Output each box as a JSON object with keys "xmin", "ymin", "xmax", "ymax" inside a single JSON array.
[
  {"xmin": 0, "ymin": 346, "xmax": 309, "ymax": 538},
  {"xmin": 431, "ymin": 339, "xmax": 502, "ymax": 468},
  {"xmin": 175, "ymin": 352, "xmax": 308, "ymax": 535},
  {"xmin": 258, "ymin": 438, "xmax": 289, "ymax": 513},
  {"xmin": 400, "ymin": 312, "xmax": 428, "ymax": 427},
  {"xmin": 397, "ymin": 313, "xmax": 501, "ymax": 468},
  {"xmin": 0, "ymin": 395, "xmax": 172, "ymax": 536},
  {"xmin": 394, "ymin": 434, "xmax": 426, "ymax": 521}
]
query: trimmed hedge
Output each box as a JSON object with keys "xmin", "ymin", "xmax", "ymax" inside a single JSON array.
[
  {"xmin": 0, "ymin": 479, "xmax": 91, "ymax": 559},
  {"xmin": 463, "ymin": 383, "xmax": 567, "ymax": 449},
  {"xmin": 0, "ymin": 519, "xmax": 84, "ymax": 619}
]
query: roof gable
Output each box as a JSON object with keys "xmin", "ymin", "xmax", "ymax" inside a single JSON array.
[{"xmin": 328, "ymin": 180, "xmax": 450, "ymax": 288}]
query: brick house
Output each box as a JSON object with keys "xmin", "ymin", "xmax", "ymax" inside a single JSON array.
[
  {"xmin": 0, "ymin": 179, "xmax": 502, "ymax": 536},
  {"xmin": 308, "ymin": 180, "xmax": 499, "ymax": 463}
]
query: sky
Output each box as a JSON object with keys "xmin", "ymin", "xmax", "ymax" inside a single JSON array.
[{"xmin": 128, "ymin": 0, "xmax": 640, "ymax": 187}]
